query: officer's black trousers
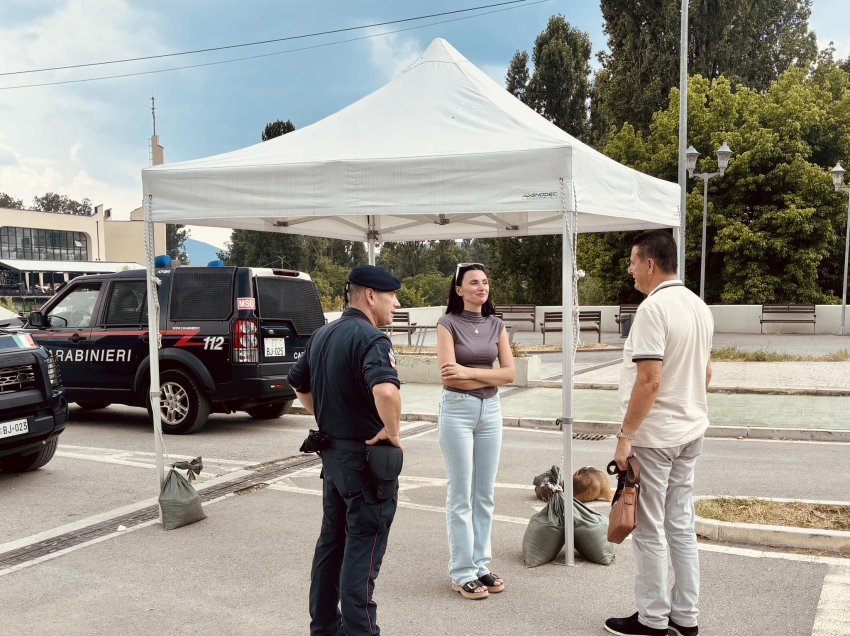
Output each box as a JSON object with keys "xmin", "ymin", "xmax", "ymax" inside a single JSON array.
[{"xmin": 310, "ymin": 449, "xmax": 397, "ymax": 636}]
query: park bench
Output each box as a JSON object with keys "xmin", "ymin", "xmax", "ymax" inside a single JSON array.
[
  {"xmin": 381, "ymin": 310, "xmax": 418, "ymax": 345},
  {"xmin": 614, "ymin": 304, "xmax": 640, "ymax": 338},
  {"xmin": 539, "ymin": 310, "xmax": 602, "ymax": 344},
  {"xmin": 493, "ymin": 304, "xmax": 536, "ymax": 331},
  {"xmin": 759, "ymin": 304, "xmax": 816, "ymax": 334}
]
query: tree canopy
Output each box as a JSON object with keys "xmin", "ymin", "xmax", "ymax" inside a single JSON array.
[
  {"xmin": 261, "ymin": 119, "xmax": 295, "ymax": 141},
  {"xmin": 0, "ymin": 193, "xmax": 23, "ymax": 209},
  {"xmin": 166, "ymin": 224, "xmax": 189, "ymax": 265},
  {"xmin": 595, "ymin": 0, "xmax": 818, "ymax": 136},
  {"xmin": 584, "ymin": 60, "xmax": 850, "ymax": 304}
]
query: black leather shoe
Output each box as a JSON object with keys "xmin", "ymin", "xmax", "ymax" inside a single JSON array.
[
  {"xmin": 604, "ymin": 613, "xmax": 667, "ymax": 636},
  {"xmin": 668, "ymin": 618, "xmax": 698, "ymax": 636}
]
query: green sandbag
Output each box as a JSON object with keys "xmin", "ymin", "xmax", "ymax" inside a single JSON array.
[
  {"xmin": 522, "ymin": 490, "xmax": 565, "ymax": 567},
  {"xmin": 159, "ymin": 457, "xmax": 207, "ymax": 531},
  {"xmin": 572, "ymin": 499, "xmax": 616, "ymax": 565}
]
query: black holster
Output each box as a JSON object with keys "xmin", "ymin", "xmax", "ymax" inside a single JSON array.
[
  {"xmin": 366, "ymin": 443, "xmax": 403, "ymax": 500},
  {"xmin": 299, "ymin": 429, "xmax": 328, "ymax": 454}
]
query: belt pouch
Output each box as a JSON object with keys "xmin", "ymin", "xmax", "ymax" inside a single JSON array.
[{"xmin": 366, "ymin": 443, "xmax": 403, "ymax": 500}]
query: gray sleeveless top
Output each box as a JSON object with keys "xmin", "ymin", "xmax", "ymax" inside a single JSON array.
[{"xmin": 437, "ymin": 311, "xmax": 504, "ymax": 399}]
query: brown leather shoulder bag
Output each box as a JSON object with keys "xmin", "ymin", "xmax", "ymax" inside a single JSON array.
[{"xmin": 607, "ymin": 455, "xmax": 640, "ymax": 544}]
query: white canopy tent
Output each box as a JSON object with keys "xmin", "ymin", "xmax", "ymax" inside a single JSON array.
[{"xmin": 142, "ymin": 38, "xmax": 679, "ymax": 562}]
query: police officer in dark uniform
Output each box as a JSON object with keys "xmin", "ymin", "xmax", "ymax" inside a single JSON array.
[{"xmin": 287, "ymin": 264, "xmax": 404, "ymax": 636}]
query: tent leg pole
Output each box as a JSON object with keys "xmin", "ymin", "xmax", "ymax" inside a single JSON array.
[
  {"xmin": 144, "ymin": 196, "xmax": 165, "ymax": 500},
  {"xmin": 562, "ymin": 196, "xmax": 575, "ymax": 568}
]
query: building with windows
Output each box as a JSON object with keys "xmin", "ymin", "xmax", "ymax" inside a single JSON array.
[
  {"xmin": 0, "ymin": 134, "xmax": 167, "ymax": 297},
  {"xmin": 0, "ymin": 204, "xmax": 165, "ymax": 296}
]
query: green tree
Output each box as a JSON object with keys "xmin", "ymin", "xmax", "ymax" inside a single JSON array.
[
  {"xmin": 376, "ymin": 241, "xmax": 436, "ymax": 280},
  {"xmin": 221, "ymin": 228, "xmax": 304, "ymax": 268},
  {"xmin": 525, "ymin": 14, "xmax": 593, "ymax": 139},
  {"xmin": 31, "ymin": 192, "xmax": 92, "ymax": 215},
  {"xmin": 310, "ymin": 256, "xmax": 349, "ymax": 311},
  {"xmin": 261, "ymin": 119, "xmax": 295, "ymax": 141},
  {"xmin": 486, "ymin": 15, "xmax": 594, "ymax": 303},
  {"xmin": 487, "ymin": 236, "xmax": 563, "ymax": 304},
  {"xmin": 505, "ymin": 50, "xmax": 530, "ymax": 102},
  {"xmin": 401, "ymin": 272, "xmax": 452, "ymax": 306},
  {"xmin": 0, "ymin": 192, "xmax": 23, "ymax": 209},
  {"xmin": 166, "ymin": 224, "xmax": 189, "ymax": 265},
  {"xmin": 597, "ymin": 65, "xmax": 850, "ymax": 304},
  {"xmin": 595, "ymin": 0, "xmax": 818, "ymax": 136}
]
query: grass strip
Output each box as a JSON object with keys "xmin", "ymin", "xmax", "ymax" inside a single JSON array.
[
  {"xmin": 710, "ymin": 346, "xmax": 850, "ymax": 362},
  {"xmin": 696, "ymin": 497, "xmax": 850, "ymax": 531}
]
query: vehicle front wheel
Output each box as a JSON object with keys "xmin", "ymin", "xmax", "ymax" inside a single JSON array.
[
  {"xmin": 246, "ymin": 399, "xmax": 293, "ymax": 420},
  {"xmin": 147, "ymin": 369, "xmax": 210, "ymax": 435},
  {"xmin": 76, "ymin": 401, "xmax": 110, "ymax": 410},
  {"xmin": 0, "ymin": 437, "xmax": 59, "ymax": 472}
]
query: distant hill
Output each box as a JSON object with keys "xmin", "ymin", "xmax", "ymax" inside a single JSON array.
[{"xmin": 184, "ymin": 238, "xmax": 222, "ymax": 266}]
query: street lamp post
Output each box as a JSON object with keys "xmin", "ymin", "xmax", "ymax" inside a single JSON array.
[
  {"xmin": 830, "ymin": 163, "xmax": 850, "ymax": 336},
  {"xmin": 686, "ymin": 142, "xmax": 734, "ymax": 300}
]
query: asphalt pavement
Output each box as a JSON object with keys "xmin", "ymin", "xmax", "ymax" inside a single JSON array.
[{"xmin": 2, "ymin": 331, "xmax": 849, "ymax": 635}]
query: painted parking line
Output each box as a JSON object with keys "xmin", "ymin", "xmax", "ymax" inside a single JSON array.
[
  {"xmin": 56, "ymin": 444, "xmax": 258, "ymax": 478},
  {"xmin": 811, "ymin": 567, "xmax": 850, "ymax": 635}
]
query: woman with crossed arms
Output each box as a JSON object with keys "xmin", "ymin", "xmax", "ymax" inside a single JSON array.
[{"xmin": 436, "ymin": 262, "xmax": 515, "ymax": 600}]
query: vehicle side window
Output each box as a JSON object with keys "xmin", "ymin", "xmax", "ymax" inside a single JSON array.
[
  {"xmin": 104, "ymin": 281, "xmax": 148, "ymax": 326},
  {"xmin": 47, "ymin": 284, "xmax": 101, "ymax": 328}
]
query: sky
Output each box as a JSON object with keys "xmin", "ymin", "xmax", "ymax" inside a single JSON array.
[{"xmin": 0, "ymin": 0, "xmax": 847, "ymax": 250}]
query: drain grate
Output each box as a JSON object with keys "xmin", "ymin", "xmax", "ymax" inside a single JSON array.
[
  {"xmin": 572, "ymin": 433, "xmax": 609, "ymax": 441},
  {"xmin": 0, "ymin": 454, "xmax": 321, "ymax": 571}
]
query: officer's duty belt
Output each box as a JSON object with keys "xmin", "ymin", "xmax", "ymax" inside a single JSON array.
[{"xmin": 324, "ymin": 437, "xmax": 367, "ymax": 452}]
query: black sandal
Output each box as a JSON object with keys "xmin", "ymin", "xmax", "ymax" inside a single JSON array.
[
  {"xmin": 478, "ymin": 572, "xmax": 504, "ymax": 593},
  {"xmin": 451, "ymin": 579, "xmax": 489, "ymax": 599}
]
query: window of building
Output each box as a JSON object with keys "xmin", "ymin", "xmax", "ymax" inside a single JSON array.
[{"xmin": 0, "ymin": 227, "xmax": 88, "ymax": 261}]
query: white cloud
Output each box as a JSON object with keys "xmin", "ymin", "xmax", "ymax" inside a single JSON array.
[
  {"xmin": 69, "ymin": 141, "xmax": 83, "ymax": 162},
  {"xmin": 0, "ymin": 1, "xmax": 163, "ymax": 214},
  {"xmin": 0, "ymin": 144, "xmax": 21, "ymax": 166},
  {"xmin": 810, "ymin": 0, "xmax": 849, "ymax": 58},
  {"xmin": 366, "ymin": 29, "xmax": 423, "ymax": 80}
]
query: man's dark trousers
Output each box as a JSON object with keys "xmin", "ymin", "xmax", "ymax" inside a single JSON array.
[{"xmin": 310, "ymin": 449, "xmax": 398, "ymax": 636}]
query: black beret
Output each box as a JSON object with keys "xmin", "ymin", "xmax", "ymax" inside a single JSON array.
[{"xmin": 348, "ymin": 265, "xmax": 401, "ymax": 291}]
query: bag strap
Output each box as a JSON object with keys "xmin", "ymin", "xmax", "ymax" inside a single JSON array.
[{"xmin": 625, "ymin": 455, "xmax": 640, "ymax": 486}]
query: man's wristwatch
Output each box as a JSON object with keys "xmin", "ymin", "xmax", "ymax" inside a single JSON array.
[{"xmin": 616, "ymin": 428, "xmax": 635, "ymax": 441}]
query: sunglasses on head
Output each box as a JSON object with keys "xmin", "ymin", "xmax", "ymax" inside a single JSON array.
[{"xmin": 455, "ymin": 262, "xmax": 485, "ymax": 285}]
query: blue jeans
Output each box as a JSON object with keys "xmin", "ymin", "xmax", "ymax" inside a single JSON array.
[{"xmin": 438, "ymin": 390, "xmax": 503, "ymax": 585}]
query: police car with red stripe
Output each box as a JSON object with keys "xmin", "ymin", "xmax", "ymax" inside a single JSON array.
[{"xmin": 24, "ymin": 262, "xmax": 325, "ymax": 434}]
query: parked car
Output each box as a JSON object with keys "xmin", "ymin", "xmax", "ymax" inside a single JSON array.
[
  {"xmin": 0, "ymin": 331, "xmax": 68, "ymax": 473},
  {"xmin": 24, "ymin": 265, "xmax": 325, "ymax": 434}
]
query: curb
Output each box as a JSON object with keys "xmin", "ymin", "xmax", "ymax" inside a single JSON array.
[
  {"xmin": 288, "ymin": 407, "xmax": 850, "ymax": 442},
  {"xmin": 694, "ymin": 496, "xmax": 850, "ymax": 554},
  {"xmin": 536, "ymin": 381, "xmax": 850, "ymax": 396}
]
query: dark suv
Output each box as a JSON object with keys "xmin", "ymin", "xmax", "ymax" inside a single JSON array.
[
  {"xmin": 0, "ymin": 331, "xmax": 68, "ymax": 472},
  {"xmin": 24, "ymin": 266, "xmax": 324, "ymax": 434}
]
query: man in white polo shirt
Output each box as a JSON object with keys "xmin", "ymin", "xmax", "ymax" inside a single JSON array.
[{"xmin": 604, "ymin": 230, "xmax": 713, "ymax": 636}]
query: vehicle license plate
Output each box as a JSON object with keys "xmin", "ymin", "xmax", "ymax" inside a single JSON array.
[
  {"xmin": 0, "ymin": 418, "xmax": 28, "ymax": 439},
  {"xmin": 264, "ymin": 338, "xmax": 286, "ymax": 357}
]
